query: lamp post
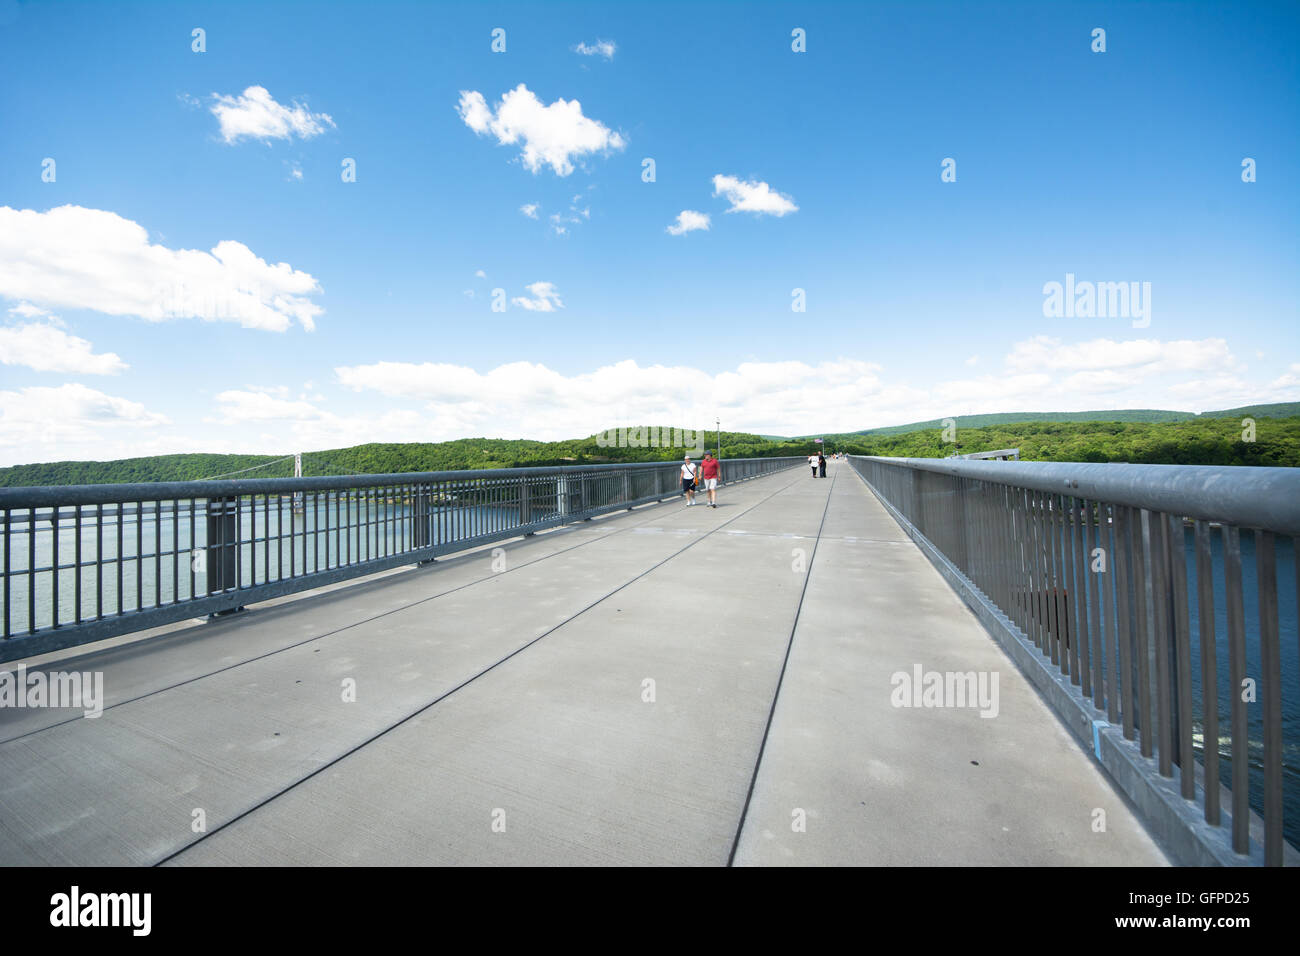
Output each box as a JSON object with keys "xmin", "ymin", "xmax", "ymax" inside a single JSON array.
[{"xmin": 716, "ymin": 418, "xmax": 721, "ymax": 462}]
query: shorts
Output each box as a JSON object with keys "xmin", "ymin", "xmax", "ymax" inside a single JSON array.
[
  {"xmin": 682, "ymin": 478, "xmax": 695, "ymax": 492},
  {"xmin": 703, "ymin": 478, "xmax": 717, "ymax": 490}
]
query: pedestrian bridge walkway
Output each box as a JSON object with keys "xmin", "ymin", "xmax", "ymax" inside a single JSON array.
[{"xmin": 0, "ymin": 463, "xmax": 1168, "ymax": 865}]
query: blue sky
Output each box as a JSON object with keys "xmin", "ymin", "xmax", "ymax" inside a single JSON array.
[{"xmin": 1, "ymin": 0, "xmax": 1297, "ymax": 465}]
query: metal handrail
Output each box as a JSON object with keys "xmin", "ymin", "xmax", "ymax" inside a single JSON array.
[
  {"xmin": 849, "ymin": 454, "xmax": 1298, "ymax": 866},
  {"xmin": 866, "ymin": 456, "xmax": 1300, "ymax": 537},
  {"xmin": 0, "ymin": 456, "xmax": 804, "ymax": 662}
]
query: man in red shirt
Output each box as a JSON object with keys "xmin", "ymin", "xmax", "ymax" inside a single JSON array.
[{"xmin": 699, "ymin": 452, "xmax": 721, "ymax": 508}]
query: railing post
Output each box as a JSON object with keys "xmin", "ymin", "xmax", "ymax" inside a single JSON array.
[
  {"xmin": 519, "ymin": 475, "xmax": 530, "ymax": 525},
  {"xmin": 205, "ymin": 495, "xmax": 240, "ymax": 610},
  {"xmin": 413, "ymin": 484, "xmax": 427, "ymax": 550}
]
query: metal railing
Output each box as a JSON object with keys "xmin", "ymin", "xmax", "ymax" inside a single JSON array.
[
  {"xmin": 850, "ymin": 455, "xmax": 1300, "ymax": 865},
  {"xmin": 0, "ymin": 456, "xmax": 802, "ymax": 663}
]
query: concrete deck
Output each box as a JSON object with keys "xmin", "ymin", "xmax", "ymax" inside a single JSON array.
[{"xmin": 0, "ymin": 463, "xmax": 1169, "ymax": 866}]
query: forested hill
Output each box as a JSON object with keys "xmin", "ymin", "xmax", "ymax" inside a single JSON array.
[
  {"xmin": 3, "ymin": 415, "xmax": 1299, "ymax": 487},
  {"xmin": 0, "ymin": 430, "xmax": 807, "ymax": 487},
  {"xmin": 833, "ymin": 401, "xmax": 1300, "ymax": 438}
]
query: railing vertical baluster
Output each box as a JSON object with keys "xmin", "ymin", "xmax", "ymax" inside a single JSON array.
[
  {"xmin": 1088, "ymin": 502, "xmax": 1105, "ymax": 709},
  {"xmin": 75, "ymin": 504, "xmax": 83, "ymax": 624},
  {"xmin": 1075, "ymin": 498, "xmax": 1092, "ymax": 689},
  {"xmin": 249, "ymin": 496, "xmax": 256, "ymax": 592},
  {"xmin": 97, "ymin": 503, "xmax": 105, "ymax": 620},
  {"xmin": 1114, "ymin": 506, "xmax": 1135, "ymax": 739},
  {"xmin": 1194, "ymin": 519, "xmax": 1219, "ymax": 825},
  {"xmin": 1223, "ymin": 524, "xmax": 1250, "ymax": 854},
  {"xmin": 1133, "ymin": 510, "xmax": 1153, "ymax": 758},
  {"xmin": 1026, "ymin": 488, "xmax": 1041, "ymax": 649},
  {"xmin": 51, "ymin": 506, "xmax": 59, "ymax": 629},
  {"xmin": 3, "ymin": 507, "xmax": 9, "ymax": 639},
  {"xmin": 1102, "ymin": 505, "xmax": 1119, "ymax": 723},
  {"xmin": 172, "ymin": 499, "xmax": 179, "ymax": 604},
  {"xmin": 116, "ymin": 502, "xmax": 123, "ymax": 618},
  {"xmin": 1167, "ymin": 513, "xmax": 1194, "ymax": 798},
  {"xmin": 135, "ymin": 500, "xmax": 143, "ymax": 612},
  {"xmin": 1256, "ymin": 530, "xmax": 1282, "ymax": 865},
  {"xmin": 27, "ymin": 508, "xmax": 36, "ymax": 633},
  {"xmin": 188, "ymin": 499, "xmax": 195, "ymax": 600},
  {"xmin": 1047, "ymin": 491, "xmax": 1063, "ymax": 666},
  {"xmin": 236, "ymin": 495, "xmax": 244, "ymax": 593},
  {"xmin": 1150, "ymin": 510, "xmax": 1174, "ymax": 778},
  {"xmin": 280, "ymin": 494, "xmax": 288, "ymax": 582},
  {"xmin": 264, "ymin": 494, "xmax": 271, "ymax": 583},
  {"xmin": 154, "ymin": 500, "xmax": 161, "ymax": 608}
]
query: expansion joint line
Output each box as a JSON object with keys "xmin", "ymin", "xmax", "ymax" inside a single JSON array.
[
  {"xmin": 726, "ymin": 465, "xmax": 838, "ymax": 866},
  {"xmin": 154, "ymin": 469, "xmax": 807, "ymax": 865}
]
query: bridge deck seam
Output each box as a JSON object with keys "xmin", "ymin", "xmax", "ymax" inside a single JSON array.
[
  {"xmin": 156, "ymin": 469, "xmax": 808, "ymax": 866},
  {"xmin": 726, "ymin": 466, "xmax": 838, "ymax": 865}
]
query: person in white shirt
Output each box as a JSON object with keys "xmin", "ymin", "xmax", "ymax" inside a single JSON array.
[
  {"xmin": 809, "ymin": 454, "xmax": 818, "ymax": 477},
  {"xmin": 681, "ymin": 456, "xmax": 699, "ymax": 505}
]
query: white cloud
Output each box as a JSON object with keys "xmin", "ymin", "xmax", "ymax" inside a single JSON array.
[
  {"xmin": 0, "ymin": 320, "xmax": 127, "ymax": 374},
  {"xmin": 965, "ymin": 354, "xmax": 980, "ymax": 366},
  {"xmin": 330, "ymin": 337, "xmax": 1300, "ymax": 442},
  {"xmin": 0, "ymin": 384, "xmax": 170, "ymax": 461},
  {"xmin": 0, "ymin": 205, "xmax": 323, "ymax": 332},
  {"xmin": 1272, "ymin": 363, "xmax": 1300, "ymax": 389},
  {"xmin": 573, "ymin": 39, "xmax": 616, "ymax": 59},
  {"xmin": 667, "ymin": 210, "xmax": 710, "ymax": 236},
  {"xmin": 210, "ymin": 85, "xmax": 335, "ymax": 144},
  {"xmin": 510, "ymin": 281, "xmax": 564, "ymax": 312},
  {"xmin": 474, "ymin": 269, "xmax": 487, "ymax": 278},
  {"xmin": 456, "ymin": 84, "xmax": 626, "ymax": 176},
  {"xmin": 712, "ymin": 174, "xmax": 798, "ymax": 216},
  {"xmin": 7, "ymin": 302, "xmax": 50, "ymax": 319},
  {"xmin": 1005, "ymin": 336, "xmax": 1237, "ymax": 374},
  {"xmin": 520, "ymin": 203, "xmax": 540, "ymax": 219},
  {"xmin": 7, "ymin": 338, "xmax": 1294, "ymax": 467}
]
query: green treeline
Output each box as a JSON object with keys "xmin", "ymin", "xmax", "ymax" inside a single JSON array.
[
  {"xmin": 2, "ymin": 417, "xmax": 1298, "ymax": 487},
  {"xmin": 832, "ymin": 416, "xmax": 1300, "ymax": 466}
]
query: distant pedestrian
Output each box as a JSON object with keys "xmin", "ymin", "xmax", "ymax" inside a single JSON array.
[
  {"xmin": 700, "ymin": 451, "xmax": 720, "ymax": 508},
  {"xmin": 681, "ymin": 455, "xmax": 698, "ymax": 505},
  {"xmin": 809, "ymin": 454, "xmax": 818, "ymax": 477},
  {"xmin": 818, "ymin": 452, "xmax": 826, "ymax": 478}
]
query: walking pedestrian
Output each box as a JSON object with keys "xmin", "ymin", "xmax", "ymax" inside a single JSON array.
[
  {"xmin": 700, "ymin": 451, "xmax": 720, "ymax": 508},
  {"xmin": 818, "ymin": 452, "xmax": 827, "ymax": 478},
  {"xmin": 809, "ymin": 453, "xmax": 818, "ymax": 477},
  {"xmin": 681, "ymin": 455, "xmax": 698, "ymax": 505}
]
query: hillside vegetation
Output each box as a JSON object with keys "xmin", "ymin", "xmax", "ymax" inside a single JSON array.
[
  {"xmin": 2, "ymin": 415, "xmax": 1297, "ymax": 487},
  {"xmin": 816, "ymin": 401, "xmax": 1300, "ymax": 439}
]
